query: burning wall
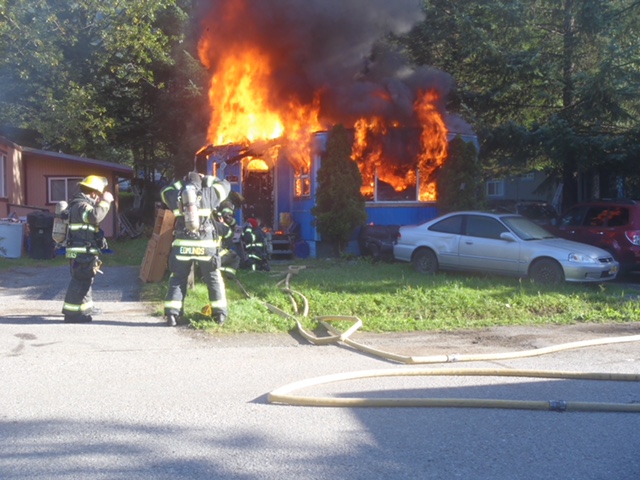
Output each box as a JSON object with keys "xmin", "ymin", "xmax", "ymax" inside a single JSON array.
[{"xmin": 197, "ymin": 0, "xmax": 473, "ymax": 201}]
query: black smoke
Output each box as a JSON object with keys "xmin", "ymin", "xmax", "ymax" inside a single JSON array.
[{"xmin": 197, "ymin": 0, "xmax": 471, "ymax": 132}]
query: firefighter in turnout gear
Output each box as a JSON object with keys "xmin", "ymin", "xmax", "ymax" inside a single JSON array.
[
  {"xmin": 161, "ymin": 171, "xmax": 231, "ymax": 326},
  {"xmin": 61, "ymin": 175, "xmax": 114, "ymax": 323},
  {"xmin": 240, "ymin": 217, "xmax": 270, "ymax": 271},
  {"xmin": 215, "ymin": 200, "xmax": 240, "ymax": 279}
]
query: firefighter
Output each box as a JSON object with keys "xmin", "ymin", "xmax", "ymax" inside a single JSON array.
[
  {"xmin": 240, "ymin": 217, "xmax": 270, "ymax": 271},
  {"xmin": 61, "ymin": 175, "xmax": 114, "ymax": 323},
  {"xmin": 161, "ymin": 171, "xmax": 231, "ymax": 326},
  {"xmin": 215, "ymin": 200, "xmax": 241, "ymax": 279}
]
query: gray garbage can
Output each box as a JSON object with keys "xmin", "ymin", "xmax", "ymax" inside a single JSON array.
[{"xmin": 0, "ymin": 221, "xmax": 25, "ymax": 258}]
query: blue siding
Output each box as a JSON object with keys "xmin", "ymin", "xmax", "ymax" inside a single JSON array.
[
  {"xmin": 365, "ymin": 203, "xmax": 439, "ymax": 226},
  {"xmin": 203, "ymin": 129, "xmax": 473, "ymax": 258},
  {"xmin": 292, "ymin": 198, "xmax": 318, "ymax": 241}
]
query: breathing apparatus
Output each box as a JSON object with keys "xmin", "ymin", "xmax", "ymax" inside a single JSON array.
[
  {"xmin": 52, "ymin": 200, "xmax": 70, "ymax": 245},
  {"xmin": 180, "ymin": 172, "xmax": 203, "ymax": 235}
]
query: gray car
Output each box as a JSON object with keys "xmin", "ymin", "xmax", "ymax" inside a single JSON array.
[{"xmin": 393, "ymin": 211, "xmax": 619, "ymax": 284}]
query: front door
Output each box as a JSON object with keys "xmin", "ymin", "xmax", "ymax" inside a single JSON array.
[{"xmin": 242, "ymin": 168, "xmax": 275, "ymax": 229}]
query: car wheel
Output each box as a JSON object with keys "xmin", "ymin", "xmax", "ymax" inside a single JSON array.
[
  {"xmin": 529, "ymin": 258, "xmax": 564, "ymax": 285},
  {"xmin": 412, "ymin": 248, "xmax": 438, "ymax": 274}
]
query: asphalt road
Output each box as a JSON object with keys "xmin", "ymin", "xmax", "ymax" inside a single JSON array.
[{"xmin": 1, "ymin": 265, "xmax": 639, "ymax": 479}]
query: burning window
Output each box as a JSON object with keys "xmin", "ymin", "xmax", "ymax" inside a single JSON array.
[
  {"xmin": 349, "ymin": 91, "xmax": 448, "ymax": 203},
  {"xmin": 294, "ymin": 166, "xmax": 311, "ymax": 198},
  {"xmin": 351, "ymin": 127, "xmax": 421, "ymax": 202}
]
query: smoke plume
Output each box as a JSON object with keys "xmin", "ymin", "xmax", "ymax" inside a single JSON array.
[{"xmin": 197, "ymin": 0, "xmax": 470, "ymax": 130}]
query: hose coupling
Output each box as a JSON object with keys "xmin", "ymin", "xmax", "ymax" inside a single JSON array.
[{"xmin": 548, "ymin": 400, "xmax": 568, "ymax": 412}]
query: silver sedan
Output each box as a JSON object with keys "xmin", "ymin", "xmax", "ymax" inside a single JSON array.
[{"xmin": 393, "ymin": 211, "xmax": 619, "ymax": 284}]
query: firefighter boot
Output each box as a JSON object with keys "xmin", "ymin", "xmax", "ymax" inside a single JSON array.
[
  {"xmin": 214, "ymin": 313, "xmax": 226, "ymax": 326},
  {"xmin": 166, "ymin": 315, "xmax": 177, "ymax": 327},
  {"xmin": 64, "ymin": 314, "xmax": 92, "ymax": 323}
]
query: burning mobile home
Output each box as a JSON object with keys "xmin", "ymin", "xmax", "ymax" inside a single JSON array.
[{"xmin": 195, "ymin": 0, "xmax": 476, "ymax": 256}]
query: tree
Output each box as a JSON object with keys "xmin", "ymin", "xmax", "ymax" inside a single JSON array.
[
  {"xmin": 312, "ymin": 125, "xmax": 367, "ymax": 255},
  {"xmin": 396, "ymin": 1, "xmax": 640, "ymax": 206},
  {"xmin": 437, "ymin": 136, "xmax": 481, "ymax": 214},
  {"xmin": 0, "ymin": 0, "xmax": 208, "ymax": 174}
]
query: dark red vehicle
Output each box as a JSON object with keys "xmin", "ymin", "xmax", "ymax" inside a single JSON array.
[{"xmin": 547, "ymin": 200, "xmax": 640, "ymax": 273}]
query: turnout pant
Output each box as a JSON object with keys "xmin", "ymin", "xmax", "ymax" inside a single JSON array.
[
  {"xmin": 62, "ymin": 254, "xmax": 98, "ymax": 317},
  {"xmin": 164, "ymin": 254, "xmax": 227, "ymax": 318},
  {"xmin": 220, "ymin": 248, "xmax": 240, "ymax": 277}
]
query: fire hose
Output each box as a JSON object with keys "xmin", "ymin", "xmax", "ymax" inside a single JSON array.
[{"xmin": 235, "ymin": 266, "xmax": 640, "ymax": 412}]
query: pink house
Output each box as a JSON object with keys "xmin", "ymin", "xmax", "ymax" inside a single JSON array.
[{"xmin": 0, "ymin": 137, "xmax": 133, "ymax": 239}]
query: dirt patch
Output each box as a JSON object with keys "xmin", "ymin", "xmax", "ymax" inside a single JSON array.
[{"xmin": 175, "ymin": 321, "xmax": 640, "ymax": 358}]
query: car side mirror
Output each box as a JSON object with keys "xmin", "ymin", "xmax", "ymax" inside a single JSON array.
[{"xmin": 500, "ymin": 232, "xmax": 517, "ymax": 242}]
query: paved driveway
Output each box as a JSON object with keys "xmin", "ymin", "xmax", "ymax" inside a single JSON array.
[{"xmin": 1, "ymin": 265, "xmax": 639, "ymax": 479}]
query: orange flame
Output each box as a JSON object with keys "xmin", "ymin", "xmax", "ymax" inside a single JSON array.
[
  {"xmin": 199, "ymin": 14, "xmax": 448, "ymax": 200},
  {"xmin": 416, "ymin": 89, "xmax": 448, "ymax": 201},
  {"xmin": 201, "ymin": 46, "xmax": 285, "ymax": 145},
  {"xmin": 349, "ymin": 90, "xmax": 447, "ymax": 201},
  {"xmin": 198, "ymin": 36, "xmax": 322, "ymax": 173},
  {"xmin": 352, "ymin": 117, "xmax": 386, "ymax": 197}
]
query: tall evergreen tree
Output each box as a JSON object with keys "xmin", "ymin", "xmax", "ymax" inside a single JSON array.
[
  {"xmin": 437, "ymin": 137, "xmax": 481, "ymax": 214},
  {"xmin": 312, "ymin": 125, "xmax": 367, "ymax": 255},
  {"xmin": 397, "ymin": 0, "xmax": 640, "ymax": 205}
]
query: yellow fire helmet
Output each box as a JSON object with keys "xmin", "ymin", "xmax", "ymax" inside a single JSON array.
[{"xmin": 79, "ymin": 175, "xmax": 108, "ymax": 194}]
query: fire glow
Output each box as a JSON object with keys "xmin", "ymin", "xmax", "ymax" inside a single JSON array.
[{"xmin": 197, "ymin": 0, "xmax": 451, "ymax": 201}]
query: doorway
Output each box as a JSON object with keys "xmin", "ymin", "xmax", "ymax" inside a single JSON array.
[{"xmin": 242, "ymin": 168, "xmax": 275, "ymax": 229}]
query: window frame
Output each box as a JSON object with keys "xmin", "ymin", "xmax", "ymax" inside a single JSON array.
[
  {"xmin": 363, "ymin": 166, "xmax": 423, "ymax": 204},
  {"xmin": 429, "ymin": 214, "xmax": 464, "ymax": 234},
  {"xmin": 294, "ymin": 166, "xmax": 311, "ymax": 198},
  {"xmin": 465, "ymin": 215, "xmax": 508, "ymax": 240},
  {"xmin": 486, "ymin": 180, "xmax": 505, "ymax": 198},
  {"xmin": 372, "ymin": 171, "xmax": 419, "ymax": 202},
  {"xmin": 47, "ymin": 176, "xmax": 83, "ymax": 204},
  {"xmin": 0, "ymin": 152, "xmax": 6, "ymax": 198}
]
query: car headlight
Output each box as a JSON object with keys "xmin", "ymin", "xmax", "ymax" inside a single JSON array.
[{"xmin": 568, "ymin": 253, "xmax": 597, "ymax": 263}]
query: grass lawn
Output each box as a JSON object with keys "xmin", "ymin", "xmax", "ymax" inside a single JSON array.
[
  {"xmin": 181, "ymin": 258, "xmax": 640, "ymax": 334},
  {"xmin": 2, "ymin": 235, "xmax": 638, "ymax": 333}
]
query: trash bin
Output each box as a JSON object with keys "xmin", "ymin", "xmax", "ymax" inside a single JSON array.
[
  {"xmin": 27, "ymin": 211, "xmax": 55, "ymax": 260},
  {"xmin": 0, "ymin": 221, "xmax": 24, "ymax": 258}
]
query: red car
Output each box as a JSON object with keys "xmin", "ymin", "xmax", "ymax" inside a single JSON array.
[{"xmin": 547, "ymin": 200, "xmax": 640, "ymax": 273}]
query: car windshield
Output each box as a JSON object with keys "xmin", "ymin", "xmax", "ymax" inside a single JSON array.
[{"xmin": 501, "ymin": 215, "xmax": 556, "ymax": 240}]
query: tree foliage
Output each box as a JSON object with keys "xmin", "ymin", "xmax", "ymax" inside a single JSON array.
[
  {"xmin": 437, "ymin": 136, "xmax": 481, "ymax": 214},
  {"xmin": 0, "ymin": 0, "xmax": 209, "ymax": 178},
  {"xmin": 2, "ymin": 0, "xmax": 640, "ymax": 210},
  {"xmin": 312, "ymin": 125, "xmax": 367, "ymax": 255},
  {"xmin": 396, "ymin": 0, "xmax": 640, "ymax": 204}
]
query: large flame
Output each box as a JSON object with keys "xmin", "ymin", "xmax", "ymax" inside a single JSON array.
[
  {"xmin": 198, "ymin": 1, "xmax": 449, "ymax": 201},
  {"xmin": 197, "ymin": 39, "xmax": 322, "ymax": 172},
  {"xmin": 352, "ymin": 117, "xmax": 386, "ymax": 198},
  {"xmin": 349, "ymin": 90, "xmax": 447, "ymax": 201},
  {"xmin": 201, "ymin": 46, "xmax": 285, "ymax": 145},
  {"xmin": 416, "ymin": 89, "xmax": 448, "ymax": 201}
]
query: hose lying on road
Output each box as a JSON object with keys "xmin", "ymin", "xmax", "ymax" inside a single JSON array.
[
  {"xmin": 241, "ymin": 266, "xmax": 640, "ymax": 412},
  {"xmin": 268, "ymin": 367, "xmax": 640, "ymax": 412}
]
